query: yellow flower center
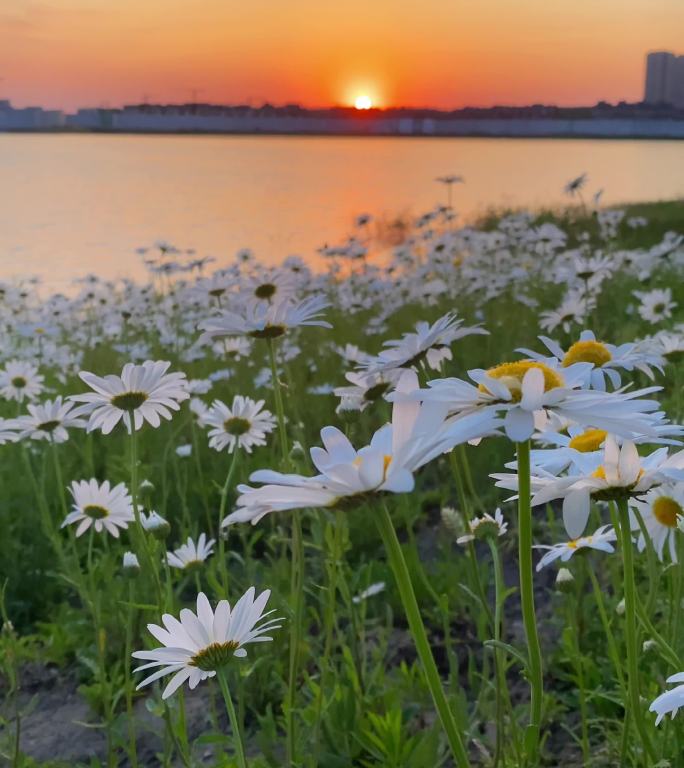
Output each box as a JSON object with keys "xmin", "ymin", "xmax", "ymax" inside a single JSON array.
[
  {"xmin": 562, "ymin": 340, "xmax": 612, "ymax": 368},
  {"xmin": 479, "ymin": 361, "xmax": 564, "ymax": 402},
  {"xmin": 568, "ymin": 429, "xmax": 607, "ymax": 453},
  {"xmin": 189, "ymin": 640, "xmax": 240, "ymax": 671},
  {"xmin": 652, "ymin": 496, "xmax": 682, "ymax": 528}
]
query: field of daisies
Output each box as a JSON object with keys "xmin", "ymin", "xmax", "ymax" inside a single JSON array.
[{"xmin": 1, "ymin": 192, "xmax": 684, "ymax": 768}]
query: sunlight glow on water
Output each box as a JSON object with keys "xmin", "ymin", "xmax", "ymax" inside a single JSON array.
[{"xmin": 0, "ymin": 134, "xmax": 682, "ymax": 288}]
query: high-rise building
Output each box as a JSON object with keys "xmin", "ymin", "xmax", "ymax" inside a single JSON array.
[{"xmin": 644, "ymin": 51, "xmax": 684, "ymax": 108}]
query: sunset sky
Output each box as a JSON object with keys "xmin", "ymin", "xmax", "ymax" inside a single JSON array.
[{"xmin": 1, "ymin": 0, "xmax": 683, "ymax": 111}]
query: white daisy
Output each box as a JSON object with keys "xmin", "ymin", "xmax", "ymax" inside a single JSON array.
[
  {"xmin": 650, "ymin": 673, "xmax": 684, "ymax": 725},
  {"xmin": 524, "ymin": 437, "xmax": 684, "ymax": 539},
  {"xmin": 226, "ymin": 370, "xmax": 501, "ymax": 525},
  {"xmin": 534, "ymin": 525, "xmax": 617, "ymax": 571},
  {"xmin": 630, "ymin": 484, "xmax": 684, "ymax": 562},
  {"xmin": 132, "ymin": 589, "xmax": 282, "ymax": 699},
  {"xmin": 198, "ymin": 295, "xmax": 331, "ymax": 342},
  {"xmin": 70, "ymin": 360, "xmax": 189, "ymax": 434},
  {"xmin": 518, "ymin": 330, "xmax": 664, "ymax": 390},
  {"xmin": 358, "ymin": 313, "xmax": 487, "ymax": 374},
  {"xmin": 167, "ymin": 534, "xmax": 215, "ymax": 570},
  {"xmin": 456, "ymin": 508, "xmax": 508, "ymax": 544},
  {"xmin": 0, "ymin": 360, "xmax": 44, "ymax": 403},
  {"xmin": 203, "ymin": 396, "xmax": 276, "ymax": 454},
  {"xmin": 62, "ymin": 479, "xmax": 135, "ymax": 538},
  {"xmin": 407, "ymin": 359, "xmax": 664, "ymax": 442},
  {"xmin": 635, "ymin": 288, "xmax": 677, "ymax": 325},
  {"xmin": 13, "ymin": 396, "xmax": 86, "ymax": 443}
]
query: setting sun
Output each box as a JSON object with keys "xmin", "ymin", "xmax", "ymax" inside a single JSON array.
[{"xmin": 354, "ymin": 95, "xmax": 373, "ymax": 110}]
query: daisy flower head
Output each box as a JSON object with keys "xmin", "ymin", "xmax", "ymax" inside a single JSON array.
[
  {"xmin": 650, "ymin": 673, "xmax": 684, "ymax": 725},
  {"xmin": 634, "ymin": 288, "xmax": 677, "ymax": 325},
  {"xmin": 198, "ymin": 295, "xmax": 331, "ymax": 343},
  {"xmin": 203, "ymin": 396, "xmax": 276, "ymax": 454},
  {"xmin": 456, "ymin": 508, "xmax": 508, "ymax": 545},
  {"xmin": 630, "ymin": 484, "xmax": 684, "ymax": 562},
  {"xmin": 132, "ymin": 589, "xmax": 282, "ymax": 699},
  {"xmin": 167, "ymin": 534, "xmax": 215, "ymax": 570},
  {"xmin": 70, "ymin": 360, "xmax": 189, "ymax": 434},
  {"xmin": 518, "ymin": 329, "xmax": 664, "ymax": 391},
  {"xmin": 140, "ymin": 510, "xmax": 171, "ymax": 539},
  {"xmin": 528, "ymin": 436, "xmax": 684, "ymax": 539},
  {"xmin": 227, "ymin": 370, "xmax": 501, "ymax": 525},
  {"xmin": 14, "ymin": 396, "xmax": 86, "ymax": 443},
  {"xmin": 414, "ymin": 358, "xmax": 664, "ymax": 443},
  {"xmin": 62, "ymin": 479, "xmax": 134, "ymax": 538},
  {"xmin": 535, "ymin": 525, "xmax": 617, "ymax": 571},
  {"xmin": 0, "ymin": 360, "xmax": 44, "ymax": 403},
  {"xmin": 539, "ymin": 292, "xmax": 591, "ymax": 334},
  {"xmin": 358, "ymin": 312, "xmax": 488, "ymax": 374}
]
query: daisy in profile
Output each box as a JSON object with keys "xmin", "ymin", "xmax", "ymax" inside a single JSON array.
[
  {"xmin": 0, "ymin": 418, "xmax": 18, "ymax": 445},
  {"xmin": 358, "ymin": 313, "xmax": 487, "ymax": 374},
  {"xmin": 70, "ymin": 360, "xmax": 189, "ymax": 434},
  {"xmin": 132, "ymin": 589, "xmax": 282, "ymax": 699},
  {"xmin": 13, "ymin": 396, "xmax": 86, "ymax": 443},
  {"xmin": 167, "ymin": 534, "xmax": 215, "ymax": 570},
  {"xmin": 62, "ymin": 479, "xmax": 134, "ymax": 538},
  {"xmin": 534, "ymin": 525, "xmax": 617, "ymax": 571},
  {"xmin": 198, "ymin": 295, "xmax": 331, "ymax": 342},
  {"xmin": 0, "ymin": 360, "xmax": 44, "ymax": 403},
  {"xmin": 521, "ymin": 437, "xmax": 684, "ymax": 539},
  {"xmin": 518, "ymin": 329, "xmax": 664, "ymax": 390},
  {"xmin": 226, "ymin": 370, "xmax": 500, "ymax": 525},
  {"xmin": 456, "ymin": 508, "xmax": 508, "ymax": 545},
  {"xmin": 539, "ymin": 292, "xmax": 590, "ymax": 334},
  {"xmin": 405, "ymin": 358, "xmax": 664, "ymax": 442},
  {"xmin": 650, "ymin": 674, "xmax": 684, "ymax": 725},
  {"xmin": 203, "ymin": 396, "xmax": 276, "ymax": 453},
  {"xmin": 630, "ymin": 484, "xmax": 684, "ymax": 562}
]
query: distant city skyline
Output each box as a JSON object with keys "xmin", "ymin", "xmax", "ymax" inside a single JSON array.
[{"xmin": 1, "ymin": 0, "xmax": 684, "ymax": 111}]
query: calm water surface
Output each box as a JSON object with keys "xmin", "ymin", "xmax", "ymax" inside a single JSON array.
[{"xmin": 0, "ymin": 134, "xmax": 683, "ymax": 289}]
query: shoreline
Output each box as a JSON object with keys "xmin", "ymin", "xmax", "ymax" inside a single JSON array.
[{"xmin": 2, "ymin": 127, "xmax": 684, "ymax": 141}]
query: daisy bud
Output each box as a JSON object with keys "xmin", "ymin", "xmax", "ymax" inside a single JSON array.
[
  {"xmin": 335, "ymin": 398, "xmax": 361, "ymax": 422},
  {"xmin": 289, "ymin": 440, "xmax": 305, "ymax": 462},
  {"xmin": 141, "ymin": 511, "xmax": 171, "ymax": 540},
  {"xmin": 555, "ymin": 568, "xmax": 574, "ymax": 592},
  {"xmin": 123, "ymin": 551, "xmax": 141, "ymax": 577},
  {"xmin": 642, "ymin": 639, "xmax": 657, "ymax": 654},
  {"xmin": 175, "ymin": 444, "xmax": 192, "ymax": 458},
  {"xmin": 441, "ymin": 506, "xmax": 464, "ymax": 538},
  {"xmin": 616, "ymin": 598, "xmax": 626, "ymax": 616},
  {"xmin": 139, "ymin": 479, "xmax": 155, "ymax": 500}
]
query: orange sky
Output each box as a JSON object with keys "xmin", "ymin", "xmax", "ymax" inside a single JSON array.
[{"xmin": 1, "ymin": 0, "xmax": 683, "ymax": 111}]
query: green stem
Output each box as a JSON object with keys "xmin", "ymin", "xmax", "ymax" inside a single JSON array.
[
  {"xmin": 268, "ymin": 337, "xmax": 289, "ymax": 463},
  {"xmin": 286, "ymin": 511, "xmax": 304, "ymax": 767},
  {"xmin": 616, "ymin": 497, "xmax": 656, "ymax": 765},
  {"xmin": 376, "ymin": 504, "xmax": 470, "ymax": 768},
  {"xmin": 124, "ymin": 581, "xmax": 139, "ymax": 768},
  {"xmin": 312, "ymin": 511, "xmax": 343, "ymax": 761},
  {"xmin": 217, "ymin": 669, "xmax": 248, "ymax": 768},
  {"xmin": 488, "ymin": 538, "xmax": 510, "ymax": 768},
  {"xmin": 217, "ymin": 450, "xmax": 240, "ymax": 595},
  {"xmin": 516, "ymin": 440, "xmax": 543, "ymax": 766},
  {"xmin": 129, "ymin": 428, "xmax": 164, "ymax": 608}
]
